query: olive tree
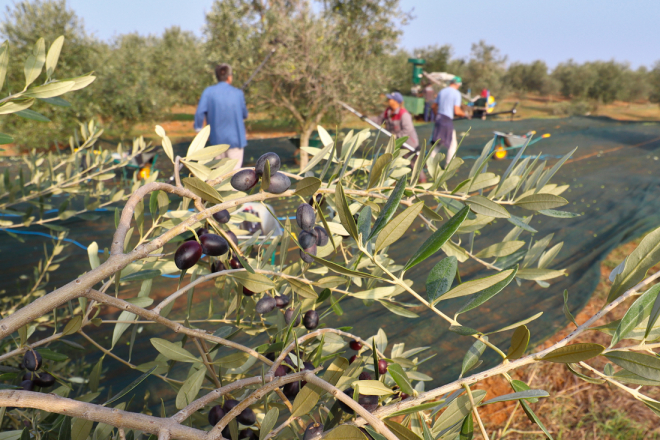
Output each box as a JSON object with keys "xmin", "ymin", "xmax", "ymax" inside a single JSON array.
[
  {"xmin": 0, "ymin": 0, "xmax": 102, "ymax": 147},
  {"xmin": 203, "ymin": 0, "xmax": 405, "ymax": 168},
  {"xmin": 2, "ymin": 105, "xmax": 660, "ymax": 440}
]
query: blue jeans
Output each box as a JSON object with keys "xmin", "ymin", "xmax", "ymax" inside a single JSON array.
[{"xmin": 424, "ymin": 103, "xmax": 435, "ymax": 122}]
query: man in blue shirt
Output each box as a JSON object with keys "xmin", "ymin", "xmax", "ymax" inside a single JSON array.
[
  {"xmin": 431, "ymin": 76, "xmax": 466, "ymax": 164},
  {"xmin": 194, "ymin": 64, "xmax": 248, "ymax": 170}
]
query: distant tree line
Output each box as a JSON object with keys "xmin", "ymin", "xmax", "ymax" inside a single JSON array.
[
  {"xmin": 396, "ymin": 41, "xmax": 660, "ymax": 106},
  {"xmin": 2, "ymin": 0, "xmax": 660, "ymax": 148}
]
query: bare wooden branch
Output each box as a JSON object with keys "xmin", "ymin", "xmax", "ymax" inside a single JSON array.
[{"xmin": 0, "ymin": 390, "xmax": 206, "ymax": 440}]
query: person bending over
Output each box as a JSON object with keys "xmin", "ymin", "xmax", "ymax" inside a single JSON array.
[{"xmin": 370, "ymin": 91, "xmax": 419, "ymax": 149}]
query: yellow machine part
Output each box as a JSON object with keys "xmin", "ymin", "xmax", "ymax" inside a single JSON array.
[
  {"xmin": 494, "ymin": 144, "xmax": 507, "ymax": 160},
  {"xmin": 486, "ymin": 96, "xmax": 496, "ymax": 113},
  {"xmin": 138, "ymin": 163, "xmax": 151, "ymax": 180}
]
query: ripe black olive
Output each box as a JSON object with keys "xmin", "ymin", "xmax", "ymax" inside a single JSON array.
[
  {"xmin": 255, "ymin": 296, "xmax": 277, "ymax": 315},
  {"xmin": 300, "ymin": 244, "xmax": 317, "ymax": 264},
  {"xmin": 284, "ymin": 308, "xmax": 301, "ymax": 326},
  {"xmin": 255, "ymin": 153, "xmax": 281, "ymax": 177},
  {"xmin": 208, "ymin": 405, "xmax": 225, "ymax": 426},
  {"xmin": 303, "ymin": 310, "xmax": 319, "ymax": 330},
  {"xmin": 308, "ymin": 194, "xmax": 324, "ymax": 208},
  {"xmin": 314, "ymin": 226, "xmax": 329, "ymax": 246},
  {"xmin": 359, "ymin": 371, "xmax": 372, "ymax": 381},
  {"xmin": 213, "ymin": 209, "xmax": 231, "ymax": 224},
  {"xmin": 223, "ymin": 399, "xmax": 239, "ymax": 413},
  {"xmin": 268, "ymin": 172, "xmax": 291, "ymax": 194},
  {"xmin": 296, "ymin": 204, "xmax": 315, "ymax": 231},
  {"xmin": 298, "ymin": 231, "xmax": 317, "ymax": 249},
  {"xmin": 20, "ymin": 380, "xmax": 34, "ymax": 391},
  {"xmin": 34, "ymin": 372, "xmax": 56, "ymax": 388},
  {"xmin": 237, "ymin": 407, "xmax": 256, "ymax": 426},
  {"xmin": 174, "ymin": 241, "xmax": 203, "ymax": 270},
  {"xmin": 303, "ymin": 423, "xmax": 324, "ymax": 440},
  {"xmin": 349, "ymin": 340, "xmax": 362, "ymax": 350},
  {"xmin": 239, "ymin": 429, "xmax": 258, "ymax": 440},
  {"xmin": 200, "ymin": 234, "xmax": 229, "ymax": 256},
  {"xmin": 378, "ymin": 360, "xmax": 388, "ymax": 375},
  {"xmin": 231, "ymin": 169, "xmax": 259, "ymax": 191},
  {"xmin": 242, "ymin": 287, "xmax": 255, "ymax": 297},
  {"xmin": 275, "ymin": 295, "xmax": 290, "ymax": 308},
  {"xmin": 23, "ymin": 351, "xmax": 42, "ymax": 372},
  {"xmin": 230, "ymin": 257, "xmax": 243, "ymax": 269},
  {"xmin": 274, "ymin": 365, "xmax": 288, "ymax": 377},
  {"xmin": 282, "ymin": 381, "xmax": 300, "ymax": 399},
  {"xmin": 339, "ymin": 387, "xmax": 379, "ymax": 414}
]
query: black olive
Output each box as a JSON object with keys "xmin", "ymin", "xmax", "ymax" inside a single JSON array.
[
  {"xmin": 200, "ymin": 234, "xmax": 229, "ymax": 256},
  {"xmin": 255, "ymin": 153, "xmax": 281, "ymax": 177},
  {"xmin": 23, "ymin": 351, "xmax": 42, "ymax": 371},
  {"xmin": 255, "ymin": 296, "xmax": 277, "ymax": 315},
  {"xmin": 296, "ymin": 204, "xmax": 316, "ymax": 231},
  {"xmin": 208, "ymin": 405, "xmax": 225, "ymax": 426},
  {"xmin": 213, "ymin": 209, "xmax": 231, "ymax": 224},
  {"xmin": 303, "ymin": 310, "xmax": 319, "ymax": 330},
  {"xmin": 268, "ymin": 172, "xmax": 291, "ymax": 194},
  {"xmin": 231, "ymin": 169, "xmax": 259, "ymax": 191},
  {"xmin": 174, "ymin": 241, "xmax": 203, "ymax": 270}
]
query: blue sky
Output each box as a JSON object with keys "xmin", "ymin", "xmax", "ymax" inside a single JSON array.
[{"xmin": 2, "ymin": 0, "xmax": 659, "ymax": 68}]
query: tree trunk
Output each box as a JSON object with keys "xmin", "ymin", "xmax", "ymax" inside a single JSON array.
[{"xmin": 299, "ymin": 126, "xmax": 314, "ymax": 172}]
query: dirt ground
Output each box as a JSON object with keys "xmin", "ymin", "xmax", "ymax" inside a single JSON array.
[
  {"xmin": 134, "ymin": 98, "xmax": 660, "ymax": 143},
  {"xmin": 475, "ymin": 238, "xmax": 660, "ymax": 440}
]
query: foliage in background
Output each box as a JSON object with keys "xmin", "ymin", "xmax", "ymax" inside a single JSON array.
[
  {"xmin": 3, "ymin": 0, "xmax": 660, "ymax": 151},
  {"xmin": 204, "ymin": 0, "xmax": 407, "ymax": 166},
  {"xmin": 0, "ymin": 0, "xmax": 100, "ymax": 147}
]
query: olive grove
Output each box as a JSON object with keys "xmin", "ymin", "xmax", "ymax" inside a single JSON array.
[{"xmin": 2, "ymin": 35, "xmax": 660, "ymax": 440}]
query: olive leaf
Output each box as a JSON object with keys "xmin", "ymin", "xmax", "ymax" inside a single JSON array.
[
  {"xmin": 150, "ymin": 338, "xmax": 198, "ymax": 363},
  {"xmin": 506, "ymin": 325, "xmax": 530, "ymax": 360},
  {"xmin": 259, "ymin": 408, "xmax": 279, "ymax": 440},
  {"xmin": 228, "ymin": 272, "xmax": 275, "ymax": 293},
  {"xmin": 374, "ymin": 201, "xmax": 423, "ymax": 252},
  {"xmin": 369, "ymin": 176, "xmax": 407, "ymax": 240},
  {"xmin": 175, "ymin": 367, "xmax": 206, "ymax": 409},
  {"xmin": 465, "ymin": 195, "xmax": 510, "ymax": 218},
  {"xmin": 294, "ymin": 177, "xmax": 322, "ymax": 197},
  {"xmin": 426, "ymin": 256, "xmax": 457, "ymax": 303},
  {"xmin": 438, "ymin": 267, "xmax": 516, "ymax": 303},
  {"xmin": 335, "ymin": 182, "xmax": 358, "ymax": 240},
  {"xmin": 387, "ymin": 363, "xmax": 414, "ymax": 395},
  {"xmin": 456, "ymin": 265, "xmax": 518, "ymax": 314},
  {"xmin": 404, "ymin": 206, "xmax": 470, "ymax": 271},
  {"xmin": 608, "ymin": 226, "xmax": 660, "ymax": 303},
  {"xmin": 182, "ymin": 176, "xmax": 223, "ymax": 205},
  {"xmin": 605, "ymin": 351, "xmax": 660, "ymax": 381},
  {"xmin": 541, "ymin": 343, "xmax": 604, "ymax": 364},
  {"xmin": 514, "ymin": 194, "xmax": 568, "ymax": 211}
]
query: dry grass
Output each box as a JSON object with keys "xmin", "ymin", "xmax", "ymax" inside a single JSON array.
[
  {"xmin": 472, "ymin": 239, "xmax": 660, "ymax": 440},
  {"xmin": 499, "ymin": 95, "xmax": 660, "ymax": 122}
]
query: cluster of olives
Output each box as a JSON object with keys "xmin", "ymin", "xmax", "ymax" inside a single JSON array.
[
  {"xmin": 269, "ymin": 351, "xmax": 316, "ymax": 400},
  {"xmin": 230, "ymin": 152, "xmax": 291, "ymax": 194},
  {"xmin": 208, "ymin": 399, "xmax": 258, "ymax": 439},
  {"xmin": 175, "ymin": 209, "xmax": 235, "ymax": 271},
  {"xmin": 254, "ymin": 294, "xmax": 320, "ymax": 331},
  {"xmin": 296, "ymin": 199, "xmax": 329, "ymax": 264},
  {"xmin": 19, "ymin": 351, "xmax": 55, "ymax": 391}
]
